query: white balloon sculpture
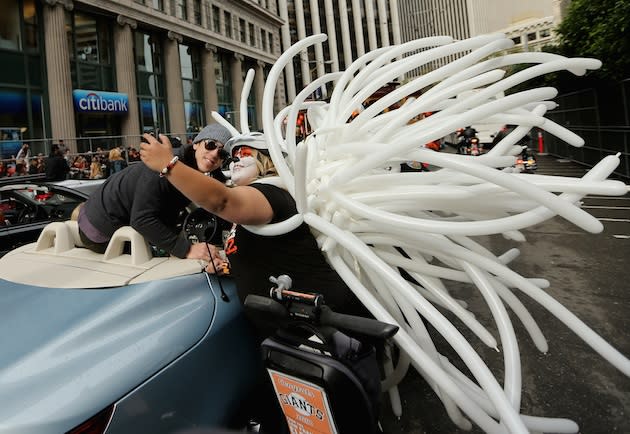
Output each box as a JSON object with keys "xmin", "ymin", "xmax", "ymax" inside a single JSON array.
[{"xmin": 217, "ymin": 33, "xmax": 630, "ymax": 433}]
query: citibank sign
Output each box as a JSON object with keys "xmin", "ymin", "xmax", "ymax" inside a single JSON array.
[{"xmin": 73, "ymin": 89, "xmax": 129, "ymax": 114}]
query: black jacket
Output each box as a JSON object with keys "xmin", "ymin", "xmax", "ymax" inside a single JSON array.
[
  {"xmin": 82, "ymin": 162, "xmax": 192, "ymax": 258},
  {"xmin": 44, "ymin": 156, "xmax": 70, "ymax": 181}
]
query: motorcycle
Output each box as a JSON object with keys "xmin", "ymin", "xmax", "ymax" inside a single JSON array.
[
  {"xmin": 456, "ymin": 126, "xmax": 481, "ymax": 155},
  {"xmin": 514, "ymin": 148, "xmax": 538, "ymax": 174}
]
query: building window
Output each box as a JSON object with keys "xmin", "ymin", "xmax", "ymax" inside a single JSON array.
[
  {"xmin": 260, "ymin": 28, "xmax": 267, "ymax": 51},
  {"xmin": 249, "ymin": 23, "xmax": 255, "ymax": 46},
  {"xmin": 175, "ymin": 0, "xmax": 187, "ymax": 20},
  {"xmin": 135, "ymin": 31, "xmax": 167, "ymax": 132},
  {"xmin": 151, "ymin": 0, "xmax": 163, "ymax": 11},
  {"xmin": 527, "ymin": 32, "xmax": 536, "ymax": 42},
  {"xmin": 193, "ymin": 0, "xmax": 201, "ymax": 24},
  {"xmin": 267, "ymin": 31, "xmax": 272, "ymax": 52},
  {"xmin": 0, "ymin": 0, "xmax": 23, "ymax": 50},
  {"xmin": 224, "ymin": 11, "xmax": 232, "ymax": 38},
  {"xmin": 239, "ymin": 19, "xmax": 246, "ymax": 43},
  {"xmin": 0, "ymin": 0, "xmax": 45, "ymax": 145},
  {"xmin": 540, "ymin": 29, "xmax": 551, "ymax": 38},
  {"xmin": 179, "ymin": 43, "xmax": 204, "ymax": 139},
  {"xmin": 22, "ymin": 0, "xmax": 38, "ymax": 50},
  {"xmin": 212, "ymin": 6, "xmax": 220, "ymax": 32},
  {"xmin": 512, "ymin": 36, "xmax": 521, "ymax": 45},
  {"xmin": 68, "ymin": 11, "xmax": 114, "ymax": 91}
]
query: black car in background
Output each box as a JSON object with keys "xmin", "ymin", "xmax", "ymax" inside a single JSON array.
[{"xmin": 0, "ymin": 180, "xmax": 93, "ymax": 256}]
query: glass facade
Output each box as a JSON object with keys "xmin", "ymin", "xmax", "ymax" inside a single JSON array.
[
  {"xmin": 214, "ymin": 50, "xmax": 233, "ymax": 123},
  {"xmin": 0, "ymin": 0, "xmax": 44, "ymax": 157},
  {"xmin": 179, "ymin": 43, "xmax": 204, "ymax": 140},
  {"xmin": 67, "ymin": 11, "xmax": 115, "ymax": 91},
  {"xmin": 0, "ymin": 0, "xmax": 272, "ymax": 156},
  {"xmin": 135, "ymin": 31, "xmax": 167, "ymax": 133}
]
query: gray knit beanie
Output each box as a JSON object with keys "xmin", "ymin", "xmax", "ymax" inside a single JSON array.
[{"xmin": 193, "ymin": 123, "xmax": 233, "ymax": 146}]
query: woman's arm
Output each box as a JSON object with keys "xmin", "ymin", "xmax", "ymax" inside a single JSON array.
[{"xmin": 139, "ymin": 133, "xmax": 273, "ymax": 225}]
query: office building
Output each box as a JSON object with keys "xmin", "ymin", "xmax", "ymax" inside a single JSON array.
[
  {"xmin": 0, "ymin": 0, "xmax": 283, "ymax": 153},
  {"xmin": 277, "ymin": 0, "xmax": 403, "ymax": 101},
  {"xmin": 398, "ymin": 0, "xmax": 561, "ymax": 76}
]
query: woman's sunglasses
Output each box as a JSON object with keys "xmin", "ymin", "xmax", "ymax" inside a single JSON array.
[
  {"xmin": 232, "ymin": 146, "xmax": 254, "ymax": 159},
  {"xmin": 202, "ymin": 140, "xmax": 229, "ymax": 160}
]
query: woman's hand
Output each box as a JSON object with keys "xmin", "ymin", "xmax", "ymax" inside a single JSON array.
[
  {"xmin": 140, "ymin": 133, "xmax": 175, "ymax": 172},
  {"xmin": 187, "ymin": 242, "xmax": 230, "ymax": 275},
  {"xmin": 187, "ymin": 242, "xmax": 217, "ymax": 262}
]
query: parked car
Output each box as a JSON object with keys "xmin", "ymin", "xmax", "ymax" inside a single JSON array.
[
  {"xmin": 0, "ymin": 214, "xmax": 260, "ymax": 433},
  {"xmin": 0, "ymin": 180, "xmax": 92, "ymax": 256}
]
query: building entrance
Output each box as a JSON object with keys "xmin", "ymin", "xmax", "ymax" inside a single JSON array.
[{"xmin": 76, "ymin": 113, "xmax": 121, "ymax": 153}]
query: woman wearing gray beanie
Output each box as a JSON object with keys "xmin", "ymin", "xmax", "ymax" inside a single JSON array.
[{"xmin": 76, "ymin": 123, "xmax": 233, "ymax": 259}]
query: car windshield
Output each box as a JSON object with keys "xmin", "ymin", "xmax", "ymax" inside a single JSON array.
[
  {"xmin": 10, "ymin": 186, "xmax": 80, "ymax": 206},
  {"xmin": 1, "ymin": 185, "xmax": 83, "ymax": 226}
]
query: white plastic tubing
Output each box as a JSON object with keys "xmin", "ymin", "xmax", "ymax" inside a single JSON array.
[{"xmin": 228, "ymin": 33, "xmax": 630, "ymax": 433}]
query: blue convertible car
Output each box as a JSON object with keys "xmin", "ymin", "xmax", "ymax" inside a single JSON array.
[{"xmin": 0, "ymin": 220, "xmax": 260, "ymax": 434}]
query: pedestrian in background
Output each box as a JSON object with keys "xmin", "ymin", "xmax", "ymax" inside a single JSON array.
[
  {"xmin": 108, "ymin": 146, "xmax": 126, "ymax": 174},
  {"xmin": 45, "ymin": 146, "xmax": 70, "ymax": 181}
]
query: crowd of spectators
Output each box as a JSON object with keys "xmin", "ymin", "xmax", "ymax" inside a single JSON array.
[{"xmin": 0, "ymin": 143, "xmax": 142, "ymax": 181}]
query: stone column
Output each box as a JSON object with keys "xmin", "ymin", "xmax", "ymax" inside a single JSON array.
[
  {"xmin": 364, "ymin": 0, "xmax": 377, "ymax": 51},
  {"xmin": 186, "ymin": 0, "xmax": 194, "ymax": 23},
  {"xmin": 202, "ymin": 43, "xmax": 219, "ymax": 125},
  {"xmin": 294, "ymin": 0, "xmax": 311, "ymax": 87},
  {"xmin": 351, "ymin": 0, "xmax": 365, "ymax": 57},
  {"xmin": 230, "ymin": 53, "xmax": 244, "ymax": 130},
  {"xmin": 338, "ymin": 0, "xmax": 353, "ymax": 69},
  {"xmin": 43, "ymin": 0, "xmax": 76, "ymax": 151},
  {"xmin": 389, "ymin": 0, "xmax": 401, "ymax": 47},
  {"xmin": 277, "ymin": 0, "xmax": 296, "ymax": 100},
  {"xmin": 115, "ymin": 16, "xmax": 140, "ymax": 147},
  {"xmin": 377, "ymin": 0, "xmax": 389, "ymax": 46},
  {"xmin": 164, "ymin": 31, "xmax": 186, "ymax": 136},
  {"xmin": 309, "ymin": 0, "xmax": 325, "ymax": 80},
  {"xmin": 323, "ymin": 0, "xmax": 339, "ymax": 72},
  {"xmin": 200, "ymin": 0, "xmax": 208, "ymax": 28},
  {"xmin": 255, "ymin": 61, "xmax": 265, "ymax": 130}
]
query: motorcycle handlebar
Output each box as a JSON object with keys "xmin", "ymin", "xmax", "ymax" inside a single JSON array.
[
  {"xmin": 319, "ymin": 306, "xmax": 398, "ymax": 340},
  {"xmin": 244, "ymin": 294, "xmax": 289, "ymax": 318},
  {"xmin": 244, "ymin": 295, "xmax": 398, "ymax": 340}
]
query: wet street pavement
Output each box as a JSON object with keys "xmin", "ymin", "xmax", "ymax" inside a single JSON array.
[{"xmin": 380, "ymin": 155, "xmax": 630, "ymax": 433}]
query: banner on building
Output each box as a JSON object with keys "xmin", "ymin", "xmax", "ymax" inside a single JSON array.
[{"xmin": 73, "ymin": 90, "xmax": 129, "ymax": 114}]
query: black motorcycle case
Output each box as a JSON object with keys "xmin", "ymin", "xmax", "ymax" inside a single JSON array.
[{"xmin": 262, "ymin": 327, "xmax": 381, "ymax": 434}]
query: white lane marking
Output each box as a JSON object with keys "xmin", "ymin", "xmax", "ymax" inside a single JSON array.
[
  {"xmin": 582, "ymin": 205, "xmax": 630, "ymax": 210},
  {"xmin": 599, "ymin": 218, "xmax": 630, "ymax": 222},
  {"xmin": 613, "ymin": 235, "xmax": 630, "ymax": 239}
]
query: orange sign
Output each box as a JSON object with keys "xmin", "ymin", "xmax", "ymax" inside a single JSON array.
[{"xmin": 268, "ymin": 369, "xmax": 338, "ymax": 434}]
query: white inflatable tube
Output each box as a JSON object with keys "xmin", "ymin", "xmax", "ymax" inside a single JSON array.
[
  {"xmin": 327, "ymin": 251, "xmax": 498, "ymax": 432},
  {"xmin": 461, "ymin": 261, "xmax": 521, "ymax": 409},
  {"xmin": 490, "ymin": 278, "xmax": 548, "ymax": 352},
  {"xmin": 306, "ymin": 213, "xmax": 529, "ymax": 433},
  {"xmin": 262, "ymin": 34, "xmax": 328, "ymax": 194},
  {"xmin": 240, "ymin": 69, "xmax": 255, "ymax": 133},
  {"xmin": 380, "ymin": 225, "xmax": 630, "ymax": 376},
  {"xmin": 211, "ymin": 110, "xmax": 240, "ymax": 136},
  {"xmin": 441, "ymin": 358, "xmax": 580, "ymax": 433}
]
